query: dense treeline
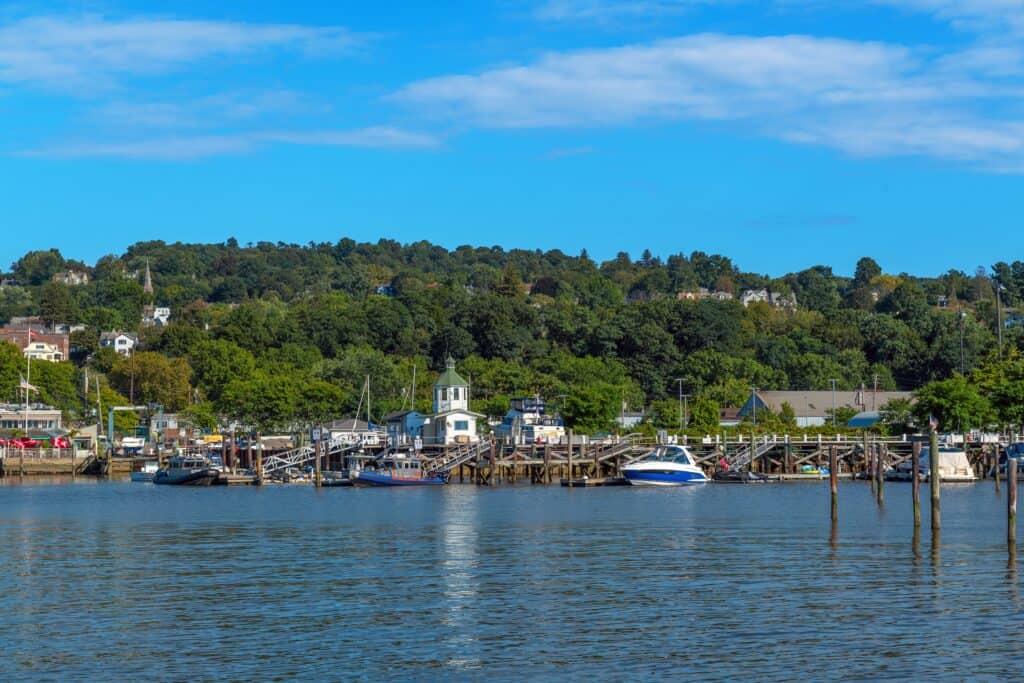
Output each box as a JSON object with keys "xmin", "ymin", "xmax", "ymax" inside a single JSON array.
[{"xmin": 2, "ymin": 239, "xmax": 1023, "ymax": 434}]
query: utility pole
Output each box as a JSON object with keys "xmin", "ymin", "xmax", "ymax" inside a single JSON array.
[
  {"xmin": 750, "ymin": 387, "xmax": 759, "ymax": 426},
  {"xmin": 682, "ymin": 394, "xmax": 691, "ymax": 429},
  {"xmin": 675, "ymin": 379, "xmax": 684, "ymax": 431},
  {"xmin": 830, "ymin": 379, "xmax": 838, "ymax": 427},
  {"xmin": 996, "ymin": 279, "xmax": 1004, "ymax": 360},
  {"xmin": 959, "ymin": 307, "xmax": 966, "ymax": 375},
  {"xmin": 872, "ymin": 374, "xmax": 879, "ymax": 411}
]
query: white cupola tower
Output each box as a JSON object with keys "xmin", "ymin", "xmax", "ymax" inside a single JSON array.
[{"xmin": 433, "ymin": 355, "xmax": 469, "ymax": 413}]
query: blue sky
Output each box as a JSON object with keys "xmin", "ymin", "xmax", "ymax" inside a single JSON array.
[{"xmin": 1, "ymin": 0, "xmax": 1023, "ymax": 277}]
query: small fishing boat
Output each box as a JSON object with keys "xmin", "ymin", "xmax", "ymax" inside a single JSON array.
[
  {"xmin": 130, "ymin": 459, "xmax": 159, "ymax": 482},
  {"xmin": 320, "ymin": 470, "xmax": 354, "ymax": 487},
  {"xmin": 352, "ymin": 453, "xmax": 447, "ymax": 486},
  {"xmin": 622, "ymin": 445, "xmax": 709, "ymax": 486},
  {"xmin": 885, "ymin": 445, "xmax": 977, "ymax": 483},
  {"xmin": 712, "ymin": 470, "xmax": 778, "ymax": 483},
  {"xmin": 153, "ymin": 455, "xmax": 220, "ymax": 486}
]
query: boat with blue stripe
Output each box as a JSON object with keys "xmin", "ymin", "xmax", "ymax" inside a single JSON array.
[
  {"xmin": 622, "ymin": 445, "xmax": 709, "ymax": 486},
  {"xmin": 352, "ymin": 452, "xmax": 447, "ymax": 487}
]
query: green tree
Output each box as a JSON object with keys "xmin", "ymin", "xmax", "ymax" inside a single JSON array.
[{"xmin": 913, "ymin": 376, "xmax": 993, "ymax": 432}]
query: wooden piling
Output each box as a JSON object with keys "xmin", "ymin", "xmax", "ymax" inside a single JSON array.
[
  {"xmin": 568, "ymin": 430, "xmax": 574, "ymax": 481},
  {"xmin": 929, "ymin": 430, "xmax": 940, "ymax": 533},
  {"xmin": 995, "ymin": 444, "xmax": 1002, "ymax": 493},
  {"xmin": 876, "ymin": 444, "xmax": 885, "ymax": 505},
  {"xmin": 829, "ymin": 445, "xmax": 838, "ymax": 523},
  {"xmin": 544, "ymin": 443, "xmax": 551, "ymax": 483},
  {"xmin": 256, "ymin": 431, "xmax": 263, "ymax": 485},
  {"xmin": 1009, "ymin": 461, "xmax": 1017, "ymax": 546},
  {"xmin": 912, "ymin": 441, "xmax": 921, "ymax": 528},
  {"xmin": 593, "ymin": 442, "xmax": 599, "ymax": 478},
  {"xmin": 314, "ymin": 435, "xmax": 322, "ymax": 488}
]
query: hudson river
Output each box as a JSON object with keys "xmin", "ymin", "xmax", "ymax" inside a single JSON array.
[{"xmin": 1, "ymin": 479, "xmax": 1022, "ymax": 681}]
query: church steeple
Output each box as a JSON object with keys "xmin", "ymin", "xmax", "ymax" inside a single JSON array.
[
  {"xmin": 142, "ymin": 259, "xmax": 154, "ymax": 295},
  {"xmin": 433, "ymin": 355, "xmax": 469, "ymax": 413}
]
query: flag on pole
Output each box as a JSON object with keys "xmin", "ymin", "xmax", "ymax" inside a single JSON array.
[
  {"xmin": 929, "ymin": 414, "xmax": 939, "ymax": 432},
  {"xmin": 19, "ymin": 375, "xmax": 38, "ymax": 393}
]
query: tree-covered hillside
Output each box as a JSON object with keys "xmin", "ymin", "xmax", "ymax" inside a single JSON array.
[{"xmin": 2, "ymin": 239, "xmax": 1023, "ymax": 433}]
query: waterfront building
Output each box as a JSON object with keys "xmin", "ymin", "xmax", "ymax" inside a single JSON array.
[
  {"xmin": 494, "ymin": 397, "xmax": 566, "ymax": 444},
  {"xmin": 0, "ymin": 403, "xmax": 63, "ymax": 431},
  {"xmin": 418, "ymin": 357, "xmax": 483, "ymax": 446},
  {"xmin": 324, "ymin": 417, "xmax": 385, "ymax": 447},
  {"xmin": 738, "ymin": 389, "xmax": 913, "ymax": 427}
]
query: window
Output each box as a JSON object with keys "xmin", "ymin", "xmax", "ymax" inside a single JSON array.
[
  {"xmin": 454, "ymin": 420, "xmax": 469, "ymax": 431},
  {"xmin": 442, "ymin": 388, "xmax": 449, "ymax": 401},
  {"xmin": 453, "ymin": 387, "xmax": 460, "ymax": 400}
]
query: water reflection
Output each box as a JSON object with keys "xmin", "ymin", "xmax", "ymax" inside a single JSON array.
[{"xmin": 1, "ymin": 480, "xmax": 1022, "ymax": 681}]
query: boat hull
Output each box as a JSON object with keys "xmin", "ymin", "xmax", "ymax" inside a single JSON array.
[
  {"xmin": 130, "ymin": 472, "xmax": 155, "ymax": 483},
  {"xmin": 353, "ymin": 471, "xmax": 446, "ymax": 487},
  {"xmin": 153, "ymin": 469, "xmax": 220, "ymax": 486},
  {"xmin": 623, "ymin": 469, "xmax": 708, "ymax": 486}
]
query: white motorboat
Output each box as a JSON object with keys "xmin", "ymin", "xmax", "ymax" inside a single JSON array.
[
  {"xmin": 623, "ymin": 445, "xmax": 709, "ymax": 486},
  {"xmin": 885, "ymin": 445, "xmax": 977, "ymax": 482}
]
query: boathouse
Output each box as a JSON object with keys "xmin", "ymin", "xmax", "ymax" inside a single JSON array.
[{"xmin": 419, "ymin": 356, "xmax": 483, "ymax": 446}]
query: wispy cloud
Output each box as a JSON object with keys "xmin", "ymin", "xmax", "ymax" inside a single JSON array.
[
  {"xmin": 393, "ymin": 32, "xmax": 1024, "ymax": 168},
  {"xmin": 535, "ymin": 0, "xmax": 1024, "ymax": 34},
  {"xmin": 535, "ymin": 0, "xmax": 715, "ymax": 22},
  {"xmin": 0, "ymin": 14, "xmax": 361, "ymax": 92},
  {"xmin": 24, "ymin": 127, "xmax": 440, "ymax": 160},
  {"xmin": 90, "ymin": 91, "xmax": 319, "ymax": 129},
  {"xmin": 542, "ymin": 146, "xmax": 596, "ymax": 159}
]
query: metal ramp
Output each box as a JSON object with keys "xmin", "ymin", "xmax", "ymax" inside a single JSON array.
[
  {"xmin": 727, "ymin": 439, "xmax": 775, "ymax": 469},
  {"xmin": 260, "ymin": 438, "xmax": 362, "ymax": 475},
  {"xmin": 420, "ymin": 441, "xmax": 491, "ymax": 474}
]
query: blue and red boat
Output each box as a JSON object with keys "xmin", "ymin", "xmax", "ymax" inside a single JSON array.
[{"xmin": 352, "ymin": 453, "xmax": 447, "ymax": 486}]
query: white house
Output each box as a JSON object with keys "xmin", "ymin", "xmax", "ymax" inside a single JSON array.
[
  {"xmin": 99, "ymin": 331, "xmax": 138, "ymax": 357},
  {"xmin": 23, "ymin": 341, "xmax": 64, "ymax": 362},
  {"xmin": 419, "ymin": 357, "xmax": 483, "ymax": 446},
  {"xmin": 142, "ymin": 305, "xmax": 171, "ymax": 328}
]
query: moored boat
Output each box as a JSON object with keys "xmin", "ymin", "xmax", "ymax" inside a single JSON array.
[
  {"xmin": 622, "ymin": 445, "xmax": 709, "ymax": 486},
  {"xmin": 130, "ymin": 459, "xmax": 160, "ymax": 482},
  {"xmin": 153, "ymin": 455, "xmax": 220, "ymax": 486},
  {"xmin": 352, "ymin": 453, "xmax": 447, "ymax": 486},
  {"xmin": 884, "ymin": 445, "xmax": 977, "ymax": 483}
]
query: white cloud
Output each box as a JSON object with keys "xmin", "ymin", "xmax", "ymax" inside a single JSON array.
[
  {"xmin": 24, "ymin": 127, "xmax": 440, "ymax": 160},
  {"xmin": 0, "ymin": 14, "xmax": 360, "ymax": 92},
  {"xmin": 393, "ymin": 33, "xmax": 1024, "ymax": 168}
]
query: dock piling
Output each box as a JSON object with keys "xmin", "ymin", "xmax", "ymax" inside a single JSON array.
[
  {"xmin": 876, "ymin": 444, "xmax": 885, "ymax": 505},
  {"xmin": 1009, "ymin": 461, "xmax": 1017, "ymax": 547},
  {"xmin": 929, "ymin": 430, "xmax": 940, "ymax": 533},
  {"xmin": 912, "ymin": 441, "xmax": 921, "ymax": 528},
  {"xmin": 829, "ymin": 445, "xmax": 838, "ymax": 523}
]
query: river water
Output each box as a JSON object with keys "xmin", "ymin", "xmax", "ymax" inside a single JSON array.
[{"xmin": 1, "ymin": 478, "xmax": 1022, "ymax": 681}]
